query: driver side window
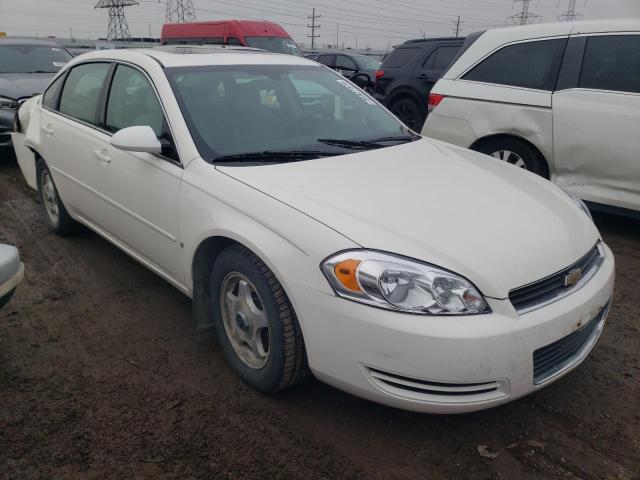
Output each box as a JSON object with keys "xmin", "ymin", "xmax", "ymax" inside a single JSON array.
[{"xmin": 105, "ymin": 65, "xmax": 164, "ymax": 137}]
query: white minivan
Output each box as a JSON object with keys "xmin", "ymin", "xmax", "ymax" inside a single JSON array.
[{"xmin": 422, "ymin": 19, "xmax": 640, "ymax": 215}]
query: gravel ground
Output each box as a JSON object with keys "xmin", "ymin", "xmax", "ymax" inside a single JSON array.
[{"xmin": 1, "ymin": 154, "xmax": 639, "ymax": 479}]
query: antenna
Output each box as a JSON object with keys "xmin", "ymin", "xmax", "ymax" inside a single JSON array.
[
  {"xmin": 307, "ymin": 8, "xmax": 321, "ymax": 50},
  {"xmin": 506, "ymin": 0, "xmax": 543, "ymax": 25},
  {"xmin": 95, "ymin": 0, "xmax": 139, "ymax": 41},
  {"xmin": 165, "ymin": 0, "xmax": 197, "ymax": 23},
  {"xmin": 558, "ymin": 0, "xmax": 583, "ymax": 21}
]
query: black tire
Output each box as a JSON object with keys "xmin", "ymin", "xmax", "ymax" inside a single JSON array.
[
  {"xmin": 474, "ymin": 137, "xmax": 548, "ymax": 178},
  {"xmin": 210, "ymin": 244, "xmax": 308, "ymax": 392},
  {"xmin": 389, "ymin": 96, "xmax": 424, "ymax": 131},
  {"xmin": 36, "ymin": 159, "xmax": 79, "ymax": 235}
]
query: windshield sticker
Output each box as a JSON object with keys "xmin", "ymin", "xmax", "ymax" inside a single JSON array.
[{"xmin": 335, "ymin": 78, "xmax": 376, "ymax": 105}]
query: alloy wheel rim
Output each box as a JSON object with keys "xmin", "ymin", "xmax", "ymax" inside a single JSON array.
[
  {"xmin": 220, "ymin": 272, "xmax": 270, "ymax": 369},
  {"xmin": 393, "ymin": 101, "xmax": 418, "ymax": 130},
  {"xmin": 491, "ymin": 150, "xmax": 527, "ymax": 169},
  {"xmin": 41, "ymin": 170, "xmax": 60, "ymax": 224}
]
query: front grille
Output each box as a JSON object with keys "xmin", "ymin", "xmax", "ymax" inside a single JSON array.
[
  {"xmin": 509, "ymin": 243, "xmax": 603, "ymax": 313},
  {"xmin": 533, "ymin": 302, "xmax": 609, "ymax": 384},
  {"xmin": 364, "ymin": 366, "xmax": 508, "ymax": 403}
]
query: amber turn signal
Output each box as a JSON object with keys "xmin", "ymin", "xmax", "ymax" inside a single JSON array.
[{"xmin": 334, "ymin": 259, "xmax": 362, "ymax": 292}]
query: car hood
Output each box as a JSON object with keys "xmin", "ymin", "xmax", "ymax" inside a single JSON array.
[
  {"xmin": 0, "ymin": 73, "xmax": 54, "ymax": 100},
  {"xmin": 216, "ymin": 139, "xmax": 601, "ymax": 298}
]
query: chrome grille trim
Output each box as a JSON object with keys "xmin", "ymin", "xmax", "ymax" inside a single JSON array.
[
  {"xmin": 509, "ymin": 242, "xmax": 604, "ymax": 314},
  {"xmin": 533, "ymin": 299, "xmax": 610, "ymax": 385}
]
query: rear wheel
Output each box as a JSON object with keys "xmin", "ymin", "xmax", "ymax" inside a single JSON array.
[
  {"xmin": 389, "ymin": 97, "xmax": 424, "ymax": 131},
  {"xmin": 474, "ymin": 137, "xmax": 548, "ymax": 178},
  {"xmin": 210, "ymin": 245, "xmax": 308, "ymax": 392},
  {"xmin": 37, "ymin": 160, "xmax": 79, "ymax": 235}
]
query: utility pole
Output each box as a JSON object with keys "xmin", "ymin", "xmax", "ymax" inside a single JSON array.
[
  {"xmin": 95, "ymin": 0, "xmax": 139, "ymax": 41},
  {"xmin": 452, "ymin": 16, "xmax": 462, "ymax": 37},
  {"xmin": 336, "ymin": 24, "xmax": 339, "ymax": 49},
  {"xmin": 165, "ymin": 0, "xmax": 197, "ymax": 23},
  {"xmin": 558, "ymin": 0, "xmax": 583, "ymax": 21},
  {"xmin": 506, "ymin": 0, "xmax": 542, "ymax": 25},
  {"xmin": 307, "ymin": 8, "xmax": 321, "ymax": 50}
]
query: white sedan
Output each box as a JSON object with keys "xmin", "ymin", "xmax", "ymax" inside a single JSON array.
[{"xmin": 12, "ymin": 46, "xmax": 614, "ymax": 413}]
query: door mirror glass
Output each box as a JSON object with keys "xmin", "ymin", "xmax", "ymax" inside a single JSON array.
[{"xmin": 111, "ymin": 126, "xmax": 162, "ymax": 154}]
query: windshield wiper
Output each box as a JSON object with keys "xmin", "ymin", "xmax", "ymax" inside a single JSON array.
[
  {"xmin": 214, "ymin": 150, "xmax": 339, "ymax": 163},
  {"xmin": 317, "ymin": 135, "xmax": 417, "ymax": 150}
]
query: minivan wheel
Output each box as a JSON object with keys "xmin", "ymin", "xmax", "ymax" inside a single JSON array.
[
  {"xmin": 210, "ymin": 245, "xmax": 308, "ymax": 392},
  {"xmin": 36, "ymin": 160, "xmax": 79, "ymax": 235},
  {"xmin": 390, "ymin": 97, "xmax": 424, "ymax": 131},
  {"xmin": 474, "ymin": 138, "xmax": 548, "ymax": 178}
]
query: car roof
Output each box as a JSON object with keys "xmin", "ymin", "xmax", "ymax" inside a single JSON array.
[
  {"xmin": 0, "ymin": 38, "xmax": 62, "ymax": 47},
  {"xmin": 443, "ymin": 18, "xmax": 640, "ymax": 80},
  {"xmin": 404, "ymin": 37, "xmax": 463, "ymax": 44},
  {"xmin": 67, "ymin": 45, "xmax": 316, "ymax": 68}
]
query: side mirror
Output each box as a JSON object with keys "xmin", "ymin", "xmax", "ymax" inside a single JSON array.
[
  {"xmin": 111, "ymin": 126, "xmax": 162, "ymax": 154},
  {"xmin": 350, "ymin": 73, "xmax": 370, "ymax": 89}
]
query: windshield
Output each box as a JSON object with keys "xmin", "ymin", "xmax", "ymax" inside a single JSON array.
[
  {"xmin": 166, "ymin": 64, "xmax": 416, "ymax": 163},
  {"xmin": 244, "ymin": 37, "xmax": 302, "ymax": 56},
  {"xmin": 0, "ymin": 45, "xmax": 72, "ymax": 73},
  {"xmin": 354, "ymin": 55, "xmax": 382, "ymax": 70}
]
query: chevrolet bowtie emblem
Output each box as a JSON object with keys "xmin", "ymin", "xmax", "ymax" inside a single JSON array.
[{"xmin": 564, "ymin": 268, "xmax": 582, "ymax": 287}]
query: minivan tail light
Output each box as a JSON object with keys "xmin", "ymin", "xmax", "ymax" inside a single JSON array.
[{"xmin": 427, "ymin": 93, "xmax": 445, "ymax": 113}]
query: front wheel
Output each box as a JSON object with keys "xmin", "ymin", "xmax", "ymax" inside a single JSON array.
[
  {"xmin": 210, "ymin": 245, "xmax": 308, "ymax": 392},
  {"xmin": 474, "ymin": 138, "xmax": 548, "ymax": 178}
]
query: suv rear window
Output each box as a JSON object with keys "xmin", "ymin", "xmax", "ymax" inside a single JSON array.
[
  {"xmin": 383, "ymin": 47, "xmax": 419, "ymax": 68},
  {"xmin": 463, "ymin": 38, "xmax": 567, "ymax": 91},
  {"xmin": 579, "ymin": 35, "xmax": 640, "ymax": 94}
]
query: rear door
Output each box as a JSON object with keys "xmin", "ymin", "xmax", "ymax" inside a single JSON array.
[
  {"xmin": 39, "ymin": 62, "xmax": 111, "ymax": 224},
  {"xmin": 416, "ymin": 44, "xmax": 461, "ymax": 95},
  {"xmin": 552, "ymin": 34, "xmax": 640, "ymax": 210}
]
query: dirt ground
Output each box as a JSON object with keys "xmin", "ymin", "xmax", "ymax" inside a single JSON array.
[{"xmin": 1, "ymin": 153, "xmax": 639, "ymax": 480}]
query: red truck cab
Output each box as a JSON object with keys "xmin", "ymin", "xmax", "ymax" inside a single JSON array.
[{"xmin": 161, "ymin": 20, "xmax": 302, "ymax": 56}]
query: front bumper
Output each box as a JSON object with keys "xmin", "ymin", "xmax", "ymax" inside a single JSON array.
[
  {"xmin": 288, "ymin": 243, "xmax": 615, "ymax": 413},
  {"xmin": 0, "ymin": 108, "xmax": 17, "ymax": 148}
]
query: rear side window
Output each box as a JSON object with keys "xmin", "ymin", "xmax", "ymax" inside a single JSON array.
[
  {"xmin": 335, "ymin": 55, "xmax": 357, "ymax": 70},
  {"xmin": 42, "ymin": 73, "xmax": 66, "ymax": 109},
  {"xmin": 463, "ymin": 38, "xmax": 567, "ymax": 91},
  {"xmin": 579, "ymin": 35, "xmax": 640, "ymax": 94},
  {"xmin": 59, "ymin": 63, "xmax": 110, "ymax": 124},
  {"xmin": 383, "ymin": 47, "xmax": 419, "ymax": 68},
  {"xmin": 424, "ymin": 46, "xmax": 461, "ymax": 70}
]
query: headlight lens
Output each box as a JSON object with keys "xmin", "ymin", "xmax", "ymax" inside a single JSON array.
[
  {"xmin": 322, "ymin": 250, "xmax": 490, "ymax": 315},
  {"xmin": 0, "ymin": 96, "xmax": 18, "ymax": 110},
  {"xmin": 566, "ymin": 192, "xmax": 592, "ymax": 221}
]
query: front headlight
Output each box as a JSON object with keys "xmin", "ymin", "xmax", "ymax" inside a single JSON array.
[
  {"xmin": 322, "ymin": 250, "xmax": 490, "ymax": 315},
  {"xmin": 566, "ymin": 192, "xmax": 593, "ymax": 221},
  {"xmin": 0, "ymin": 96, "xmax": 18, "ymax": 110}
]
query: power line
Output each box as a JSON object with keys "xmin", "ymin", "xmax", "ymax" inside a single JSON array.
[
  {"xmin": 165, "ymin": 0, "xmax": 197, "ymax": 23},
  {"xmin": 506, "ymin": 0, "xmax": 542, "ymax": 25},
  {"xmin": 306, "ymin": 8, "xmax": 321, "ymax": 49},
  {"xmin": 94, "ymin": 0, "xmax": 139, "ymax": 40},
  {"xmin": 557, "ymin": 0, "xmax": 583, "ymax": 21}
]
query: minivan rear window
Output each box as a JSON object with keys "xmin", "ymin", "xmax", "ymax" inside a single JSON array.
[
  {"xmin": 463, "ymin": 38, "xmax": 567, "ymax": 91},
  {"xmin": 383, "ymin": 47, "xmax": 419, "ymax": 68}
]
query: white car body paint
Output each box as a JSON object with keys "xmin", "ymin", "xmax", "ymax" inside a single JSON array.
[
  {"xmin": 422, "ymin": 19, "xmax": 640, "ymax": 213},
  {"xmin": 12, "ymin": 47, "xmax": 615, "ymax": 413}
]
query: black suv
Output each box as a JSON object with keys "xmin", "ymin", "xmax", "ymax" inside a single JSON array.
[{"xmin": 373, "ymin": 37, "xmax": 464, "ymax": 131}]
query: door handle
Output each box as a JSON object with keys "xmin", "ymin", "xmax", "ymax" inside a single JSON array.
[
  {"xmin": 41, "ymin": 124, "xmax": 54, "ymax": 136},
  {"xmin": 417, "ymin": 74, "xmax": 435, "ymax": 81},
  {"xmin": 93, "ymin": 149, "xmax": 111, "ymax": 164}
]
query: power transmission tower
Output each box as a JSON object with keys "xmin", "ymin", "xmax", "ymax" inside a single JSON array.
[
  {"xmin": 165, "ymin": 0, "xmax": 197, "ymax": 23},
  {"xmin": 506, "ymin": 0, "xmax": 542, "ymax": 25},
  {"xmin": 557, "ymin": 0, "xmax": 583, "ymax": 21},
  {"xmin": 95, "ymin": 0, "xmax": 139, "ymax": 41},
  {"xmin": 307, "ymin": 8, "xmax": 321, "ymax": 50},
  {"xmin": 452, "ymin": 16, "xmax": 463, "ymax": 37}
]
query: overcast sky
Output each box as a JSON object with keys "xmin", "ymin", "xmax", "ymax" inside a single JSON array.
[{"xmin": 1, "ymin": 0, "xmax": 638, "ymax": 49}]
